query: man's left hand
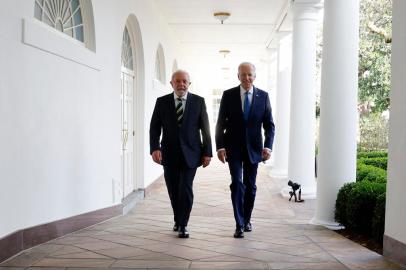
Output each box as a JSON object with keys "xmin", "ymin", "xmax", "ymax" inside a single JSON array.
[
  {"xmin": 262, "ymin": 149, "xmax": 271, "ymax": 161},
  {"xmin": 202, "ymin": 156, "xmax": 211, "ymax": 168}
]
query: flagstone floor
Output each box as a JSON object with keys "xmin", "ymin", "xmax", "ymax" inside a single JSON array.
[{"xmin": 1, "ymin": 160, "xmax": 404, "ymax": 270}]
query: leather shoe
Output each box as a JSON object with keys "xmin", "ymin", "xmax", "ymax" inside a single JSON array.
[
  {"xmin": 233, "ymin": 228, "xmax": 244, "ymax": 238},
  {"xmin": 244, "ymin": 222, "xmax": 252, "ymax": 232},
  {"xmin": 173, "ymin": 223, "xmax": 179, "ymax": 232},
  {"xmin": 178, "ymin": 226, "xmax": 189, "ymax": 238}
]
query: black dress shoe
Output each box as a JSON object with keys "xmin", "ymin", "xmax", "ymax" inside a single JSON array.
[
  {"xmin": 178, "ymin": 226, "xmax": 189, "ymax": 238},
  {"xmin": 244, "ymin": 222, "xmax": 252, "ymax": 232},
  {"xmin": 233, "ymin": 228, "xmax": 244, "ymax": 238},
  {"xmin": 173, "ymin": 223, "xmax": 179, "ymax": 232}
]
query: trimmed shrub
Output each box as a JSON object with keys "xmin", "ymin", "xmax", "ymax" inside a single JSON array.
[
  {"xmin": 372, "ymin": 193, "xmax": 386, "ymax": 243},
  {"xmin": 357, "ymin": 151, "xmax": 387, "ymax": 159},
  {"xmin": 335, "ymin": 182, "xmax": 357, "ymax": 226},
  {"xmin": 357, "ymin": 162, "xmax": 374, "ymax": 181},
  {"xmin": 361, "ymin": 157, "xmax": 388, "ymax": 170},
  {"xmin": 357, "ymin": 160, "xmax": 387, "ymax": 183},
  {"xmin": 346, "ymin": 181, "xmax": 386, "ymax": 235},
  {"xmin": 363, "ymin": 167, "xmax": 387, "ymax": 183}
]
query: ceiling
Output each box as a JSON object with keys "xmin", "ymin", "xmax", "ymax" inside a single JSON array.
[{"xmin": 154, "ymin": 0, "xmax": 290, "ymax": 59}]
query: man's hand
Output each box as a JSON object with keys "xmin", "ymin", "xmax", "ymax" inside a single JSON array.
[
  {"xmin": 262, "ymin": 148, "xmax": 271, "ymax": 161},
  {"xmin": 151, "ymin": 150, "xmax": 162, "ymax": 164},
  {"xmin": 217, "ymin": 149, "xmax": 227, "ymax": 163},
  {"xmin": 202, "ymin": 156, "xmax": 211, "ymax": 168}
]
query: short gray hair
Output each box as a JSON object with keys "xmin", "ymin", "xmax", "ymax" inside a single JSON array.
[
  {"xmin": 238, "ymin": 62, "xmax": 256, "ymax": 73},
  {"xmin": 171, "ymin": 69, "xmax": 191, "ymax": 81}
]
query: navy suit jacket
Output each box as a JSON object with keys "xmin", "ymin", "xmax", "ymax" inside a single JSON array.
[
  {"xmin": 215, "ymin": 86, "xmax": 275, "ymax": 164},
  {"xmin": 150, "ymin": 92, "xmax": 212, "ymax": 168}
]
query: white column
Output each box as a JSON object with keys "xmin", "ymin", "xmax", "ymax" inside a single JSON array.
[
  {"xmin": 287, "ymin": 0, "xmax": 321, "ymax": 199},
  {"xmin": 270, "ymin": 33, "xmax": 292, "ymax": 179},
  {"xmin": 311, "ymin": 0, "xmax": 359, "ymax": 229},
  {"xmin": 384, "ymin": 0, "xmax": 406, "ymax": 262}
]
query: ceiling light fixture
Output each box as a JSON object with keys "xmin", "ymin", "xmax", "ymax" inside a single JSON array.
[
  {"xmin": 214, "ymin": 12, "xmax": 231, "ymax": 24},
  {"xmin": 219, "ymin": 49, "xmax": 231, "ymax": 58}
]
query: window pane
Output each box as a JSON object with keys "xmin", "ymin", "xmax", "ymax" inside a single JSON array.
[
  {"xmin": 75, "ymin": 26, "xmax": 84, "ymax": 42},
  {"xmin": 43, "ymin": 12, "xmax": 54, "ymax": 27},
  {"xmin": 34, "ymin": 2, "xmax": 42, "ymax": 20},
  {"xmin": 65, "ymin": 28, "xmax": 73, "ymax": 38},
  {"xmin": 70, "ymin": 0, "xmax": 80, "ymax": 12},
  {"xmin": 121, "ymin": 27, "xmax": 134, "ymax": 70},
  {"xmin": 34, "ymin": 0, "xmax": 85, "ymax": 44},
  {"xmin": 73, "ymin": 8, "xmax": 83, "ymax": 25}
]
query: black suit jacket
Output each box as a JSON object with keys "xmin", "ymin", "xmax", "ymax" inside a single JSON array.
[
  {"xmin": 215, "ymin": 86, "xmax": 275, "ymax": 164},
  {"xmin": 150, "ymin": 92, "xmax": 212, "ymax": 168}
]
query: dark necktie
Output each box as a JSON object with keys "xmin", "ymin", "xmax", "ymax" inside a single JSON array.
[
  {"xmin": 176, "ymin": 97, "xmax": 183, "ymax": 126},
  {"xmin": 243, "ymin": 92, "xmax": 250, "ymax": 121}
]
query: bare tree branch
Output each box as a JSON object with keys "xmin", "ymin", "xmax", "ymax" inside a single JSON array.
[{"xmin": 367, "ymin": 22, "xmax": 392, "ymax": 43}]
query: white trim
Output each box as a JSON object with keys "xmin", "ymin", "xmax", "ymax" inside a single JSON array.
[
  {"xmin": 22, "ymin": 17, "xmax": 100, "ymax": 71},
  {"xmin": 79, "ymin": 0, "xmax": 96, "ymax": 51},
  {"xmin": 123, "ymin": 15, "xmax": 146, "ymax": 190}
]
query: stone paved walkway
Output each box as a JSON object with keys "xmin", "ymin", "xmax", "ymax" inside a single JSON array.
[{"xmin": 1, "ymin": 160, "xmax": 404, "ymax": 270}]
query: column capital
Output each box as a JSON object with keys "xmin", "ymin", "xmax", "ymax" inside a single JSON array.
[
  {"xmin": 290, "ymin": 0, "xmax": 323, "ymax": 21},
  {"xmin": 291, "ymin": 0, "xmax": 323, "ymax": 5}
]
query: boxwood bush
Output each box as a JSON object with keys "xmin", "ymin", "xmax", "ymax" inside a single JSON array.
[
  {"xmin": 346, "ymin": 181, "xmax": 386, "ymax": 235},
  {"xmin": 335, "ymin": 151, "xmax": 388, "ymax": 242},
  {"xmin": 372, "ymin": 192, "xmax": 386, "ymax": 243},
  {"xmin": 335, "ymin": 182, "xmax": 357, "ymax": 227},
  {"xmin": 357, "ymin": 151, "xmax": 387, "ymax": 159},
  {"xmin": 361, "ymin": 157, "xmax": 388, "ymax": 170},
  {"xmin": 357, "ymin": 160, "xmax": 387, "ymax": 183}
]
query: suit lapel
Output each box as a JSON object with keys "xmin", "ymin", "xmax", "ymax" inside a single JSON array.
[
  {"xmin": 166, "ymin": 94, "xmax": 178, "ymax": 125},
  {"xmin": 233, "ymin": 87, "xmax": 244, "ymax": 118}
]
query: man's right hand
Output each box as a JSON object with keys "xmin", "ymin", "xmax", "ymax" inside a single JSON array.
[
  {"xmin": 151, "ymin": 150, "xmax": 162, "ymax": 164},
  {"xmin": 217, "ymin": 149, "xmax": 227, "ymax": 163}
]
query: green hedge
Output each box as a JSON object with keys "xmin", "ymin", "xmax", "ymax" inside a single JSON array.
[
  {"xmin": 360, "ymin": 157, "xmax": 387, "ymax": 170},
  {"xmin": 372, "ymin": 193, "xmax": 386, "ymax": 243},
  {"xmin": 335, "ymin": 151, "xmax": 388, "ymax": 241},
  {"xmin": 346, "ymin": 181, "xmax": 386, "ymax": 235},
  {"xmin": 335, "ymin": 182, "xmax": 357, "ymax": 227},
  {"xmin": 357, "ymin": 160, "xmax": 387, "ymax": 183},
  {"xmin": 357, "ymin": 151, "xmax": 387, "ymax": 159}
]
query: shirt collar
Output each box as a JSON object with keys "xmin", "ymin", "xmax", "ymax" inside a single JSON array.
[
  {"xmin": 240, "ymin": 85, "xmax": 254, "ymax": 96},
  {"xmin": 174, "ymin": 91, "xmax": 188, "ymax": 101}
]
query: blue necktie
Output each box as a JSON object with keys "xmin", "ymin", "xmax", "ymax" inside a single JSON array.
[{"xmin": 243, "ymin": 92, "xmax": 250, "ymax": 121}]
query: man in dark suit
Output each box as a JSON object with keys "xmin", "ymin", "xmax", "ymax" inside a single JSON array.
[
  {"xmin": 150, "ymin": 70, "xmax": 212, "ymax": 238},
  {"xmin": 216, "ymin": 62, "xmax": 275, "ymax": 238}
]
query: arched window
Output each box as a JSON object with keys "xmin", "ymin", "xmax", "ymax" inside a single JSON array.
[
  {"xmin": 172, "ymin": 59, "xmax": 178, "ymax": 74},
  {"xmin": 121, "ymin": 26, "xmax": 134, "ymax": 71},
  {"xmin": 34, "ymin": 0, "xmax": 96, "ymax": 51},
  {"xmin": 155, "ymin": 44, "xmax": 166, "ymax": 84}
]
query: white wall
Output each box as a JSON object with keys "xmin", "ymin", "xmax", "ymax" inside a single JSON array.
[
  {"xmin": 0, "ymin": 0, "xmax": 183, "ymax": 237},
  {"xmin": 385, "ymin": 0, "xmax": 406, "ymax": 245}
]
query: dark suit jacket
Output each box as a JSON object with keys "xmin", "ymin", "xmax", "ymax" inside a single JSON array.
[
  {"xmin": 215, "ymin": 86, "xmax": 275, "ymax": 164},
  {"xmin": 150, "ymin": 92, "xmax": 212, "ymax": 168}
]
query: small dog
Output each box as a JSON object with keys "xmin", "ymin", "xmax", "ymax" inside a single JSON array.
[{"xmin": 288, "ymin": 180, "xmax": 304, "ymax": 202}]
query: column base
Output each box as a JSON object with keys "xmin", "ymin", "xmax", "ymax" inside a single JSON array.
[
  {"xmin": 281, "ymin": 184, "xmax": 316, "ymax": 200},
  {"xmin": 309, "ymin": 217, "xmax": 344, "ymax": 230}
]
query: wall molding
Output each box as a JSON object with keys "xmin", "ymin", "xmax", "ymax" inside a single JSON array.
[
  {"xmin": 0, "ymin": 204, "xmax": 122, "ymax": 263},
  {"xmin": 383, "ymin": 234, "xmax": 406, "ymax": 268},
  {"xmin": 0, "ymin": 175, "xmax": 165, "ymax": 263}
]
